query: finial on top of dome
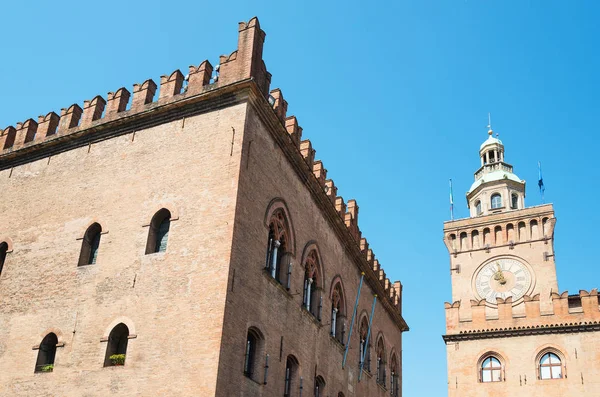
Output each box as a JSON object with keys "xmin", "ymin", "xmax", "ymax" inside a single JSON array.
[{"xmin": 487, "ymin": 112, "xmax": 493, "ymax": 135}]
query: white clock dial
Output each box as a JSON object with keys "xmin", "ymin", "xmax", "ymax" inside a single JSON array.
[{"xmin": 474, "ymin": 258, "xmax": 532, "ymax": 304}]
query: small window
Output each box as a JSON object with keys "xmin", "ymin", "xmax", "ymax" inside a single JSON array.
[
  {"xmin": 78, "ymin": 223, "xmax": 102, "ymax": 266},
  {"xmin": 540, "ymin": 352, "xmax": 562, "ymax": 380},
  {"xmin": 243, "ymin": 329, "xmax": 261, "ymax": 378},
  {"xmin": 146, "ymin": 209, "xmax": 171, "ymax": 254},
  {"xmin": 315, "ymin": 375, "xmax": 326, "ymax": 397},
  {"xmin": 390, "ymin": 354, "xmax": 399, "ymax": 396},
  {"xmin": 475, "ymin": 200, "xmax": 482, "ymax": 215},
  {"xmin": 104, "ymin": 323, "xmax": 129, "ymax": 367},
  {"xmin": 331, "ymin": 282, "xmax": 345, "ymax": 344},
  {"xmin": 303, "ymin": 250, "xmax": 322, "ymax": 320},
  {"xmin": 511, "ymin": 194, "xmax": 519, "ymax": 209},
  {"xmin": 265, "ymin": 209, "xmax": 290, "ymax": 286},
  {"xmin": 376, "ymin": 337, "xmax": 386, "ymax": 385},
  {"xmin": 480, "ymin": 356, "xmax": 502, "ymax": 382},
  {"xmin": 0, "ymin": 242, "xmax": 8, "ymax": 276},
  {"xmin": 491, "ymin": 194, "xmax": 502, "ymax": 209},
  {"xmin": 284, "ymin": 355, "xmax": 299, "ymax": 397},
  {"xmin": 35, "ymin": 333, "xmax": 58, "ymax": 373},
  {"xmin": 359, "ymin": 317, "xmax": 371, "ymax": 372}
]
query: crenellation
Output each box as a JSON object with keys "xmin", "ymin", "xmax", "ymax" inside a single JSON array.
[
  {"xmin": 15, "ymin": 119, "xmax": 38, "ymax": 147},
  {"xmin": 131, "ymin": 79, "xmax": 157, "ymax": 110},
  {"xmin": 159, "ymin": 70, "xmax": 185, "ymax": 101},
  {"xmin": 1, "ymin": 126, "xmax": 17, "ymax": 150},
  {"xmin": 334, "ymin": 196, "xmax": 346, "ymax": 218},
  {"xmin": 373, "ymin": 258, "xmax": 381, "ymax": 274},
  {"xmin": 81, "ymin": 96, "xmax": 106, "ymax": 127},
  {"xmin": 269, "ymin": 88, "xmax": 288, "ymax": 123},
  {"xmin": 366, "ymin": 248, "xmax": 374, "ymax": 267},
  {"xmin": 345, "ymin": 199, "xmax": 360, "ymax": 241},
  {"xmin": 187, "ymin": 60, "xmax": 213, "ymax": 94},
  {"xmin": 324, "ymin": 179, "xmax": 337, "ymax": 203},
  {"xmin": 106, "ymin": 88, "xmax": 131, "ymax": 116},
  {"xmin": 360, "ymin": 238, "xmax": 369, "ymax": 256},
  {"xmin": 37, "ymin": 112, "xmax": 59, "ymax": 139},
  {"xmin": 284, "ymin": 116, "xmax": 302, "ymax": 147},
  {"xmin": 58, "ymin": 104, "xmax": 83, "ymax": 133},
  {"xmin": 312, "ymin": 160, "xmax": 327, "ymax": 186},
  {"xmin": 299, "ymin": 139, "xmax": 315, "ymax": 168}
]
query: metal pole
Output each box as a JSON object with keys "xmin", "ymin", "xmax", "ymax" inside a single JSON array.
[
  {"xmin": 359, "ymin": 294, "xmax": 377, "ymax": 382},
  {"xmin": 342, "ymin": 272, "xmax": 365, "ymax": 368}
]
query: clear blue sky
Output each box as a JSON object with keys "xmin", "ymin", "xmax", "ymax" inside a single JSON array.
[{"xmin": 1, "ymin": 1, "xmax": 599, "ymax": 396}]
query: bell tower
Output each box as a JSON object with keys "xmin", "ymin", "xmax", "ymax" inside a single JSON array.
[{"xmin": 443, "ymin": 126, "xmax": 558, "ymax": 319}]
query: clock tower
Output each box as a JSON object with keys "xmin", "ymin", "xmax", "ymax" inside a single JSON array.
[{"xmin": 441, "ymin": 126, "xmax": 600, "ymax": 396}]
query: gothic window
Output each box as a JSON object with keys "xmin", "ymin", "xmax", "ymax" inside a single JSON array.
[
  {"xmin": 390, "ymin": 354, "xmax": 399, "ymax": 396},
  {"xmin": 475, "ymin": 200, "xmax": 482, "ymax": 215},
  {"xmin": 78, "ymin": 223, "xmax": 102, "ymax": 266},
  {"xmin": 491, "ymin": 193, "xmax": 502, "ymax": 209},
  {"xmin": 284, "ymin": 355, "xmax": 299, "ymax": 397},
  {"xmin": 359, "ymin": 317, "xmax": 371, "ymax": 372},
  {"xmin": 34, "ymin": 333, "xmax": 58, "ymax": 373},
  {"xmin": 511, "ymin": 193, "xmax": 519, "ymax": 209},
  {"xmin": 303, "ymin": 250, "xmax": 322, "ymax": 320},
  {"xmin": 265, "ymin": 209, "xmax": 291, "ymax": 287},
  {"xmin": 376, "ymin": 336, "xmax": 386, "ymax": 386},
  {"xmin": 330, "ymin": 281, "xmax": 345, "ymax": 344},
  {"xmin": 0, "ymin": 242, "xmax": 8, "ymax": 276},
  {"xmin": 104, "ymin": 323, "xmax": 129, "ymax": 367},
  {"xmin": 315, "ymin": 375, "xmax": 326, "ymax": 397},
  {"xmin": 480, "ymin": 356, "xmax": 502, "ymax": 382},
  {"xmin": 146, "ymin": 209, "xmax": 171, "ymax": 254},
  {"xmin": 539, "ymin": 352, "xmax": 562, "ymax": 380},
  {"xmin": 244, "ymin": 328, "xmax": 263, "ymax": 379}
]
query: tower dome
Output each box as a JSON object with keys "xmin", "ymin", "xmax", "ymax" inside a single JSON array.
[{"xmin": 466, "ymin": 126, "xmax": 526, "ymax": 217}]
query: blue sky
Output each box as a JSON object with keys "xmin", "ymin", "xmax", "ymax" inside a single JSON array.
[{"xmin": 1, "ymin": 1, "xmax": 599, "ymax": 395}]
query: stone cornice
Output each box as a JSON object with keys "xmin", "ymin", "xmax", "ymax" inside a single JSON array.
[{"xmin": 443, "ymin": 321, "xmax": 600, "ymax": 343}]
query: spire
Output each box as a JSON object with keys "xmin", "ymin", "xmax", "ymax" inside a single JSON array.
[{"xmin": 487, "ymin": 113, "xmax": 493, "ymax": 136}]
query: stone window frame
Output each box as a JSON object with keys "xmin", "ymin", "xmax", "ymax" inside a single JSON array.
[
  {"xmin": 32, "ymin": 328, "xmax": 65, "ymax": 374},
  {"xmin": 535, "ymin": 348, "xmax": 566, "ymax": 381},
  {"xmin": 300, "ymin": 242, "xmax": 325, "ymax": 321},
  {"xmin": 264, "ymin": 198, "xmax": 296, "ymax": 289}
]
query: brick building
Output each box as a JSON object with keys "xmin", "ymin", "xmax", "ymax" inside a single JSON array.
[
  {"xmin": 0, "ymin": 18, "xmax": 407, "ymax": 396},
  {"xmin": 443, "ymin": 128, "xmax": 600, "ymax": 396}
]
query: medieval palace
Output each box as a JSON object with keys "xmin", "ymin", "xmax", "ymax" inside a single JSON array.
[{"xmin": 0, "ymin": 18, "xmax": 407, "ymax": 397}]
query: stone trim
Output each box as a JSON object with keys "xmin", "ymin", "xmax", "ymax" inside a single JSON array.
[{"xmin": 443, "ymin": 321, "xmax": 600, "ymax": 343}]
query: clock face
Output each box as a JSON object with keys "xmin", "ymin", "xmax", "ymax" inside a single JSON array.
[{"xmin": 474, "ymin": 258, "xmax": 533, "ymax": 305}]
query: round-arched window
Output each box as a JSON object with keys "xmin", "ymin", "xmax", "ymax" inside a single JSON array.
[
  {"xmin": 475, "ymin": 201, "xmax": 482, "ymax": 215},
  {"xmin": 480, "ymin": 356, "xmax": 502, "ymax": 382},
  {"xmin": 491, "ymin": 194, "xmax": 502, "ymax": 209},
  {"xmin": 540, "ymin": 352, "xmax": 562, "ymax": 380}
]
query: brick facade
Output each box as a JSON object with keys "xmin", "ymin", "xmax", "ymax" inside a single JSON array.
[{"xmin": 0, "ymin": 17, "xmax": 407, "ymax": 397}]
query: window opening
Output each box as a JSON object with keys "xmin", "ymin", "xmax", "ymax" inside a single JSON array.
[
  {"xmin": 540, "ymin": 352, "xmax": 562, "ymax": 380},
  {"xmin": 480, "ymin": 356, "xmax": 502, "ymax": 382},
  {"xmin": 104, "ymin": 323, "xmax": 129, "ymax": 367},
  {"xmin": 146, "ymin": 209, "xmax": 171, "ymax": 254},
  {"xmin": 78, "ymin": 223, "xmax": 102, "ymax": 266},
  {"xmin": 491, "ymin": 194, "xmax": 502, "ymax": 209},
  {"xmin": 35, "ymin": 333, "xmax": 58, "ymax": 373}
]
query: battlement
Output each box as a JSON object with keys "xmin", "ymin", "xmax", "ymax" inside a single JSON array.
[
  {"xmin": 0, "ymin": 17, "xmax": 402, "ymax": 315},
  {"xmin": 443, "ymin": 204, "xmax": 555, "ymax": 256},
  {"xmin": 445, "ymin": 289, "xmax": 600, "ymax": 338}
]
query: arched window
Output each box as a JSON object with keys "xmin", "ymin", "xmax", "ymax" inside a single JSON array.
[
  {"xmin": 491, "ymin": 194, "xmax": 502, "ymax": 209},
  {"xmin": 390, "ymin": 354, "xmax": 399, "ymax": 396},
  {"xmin": 266, "ymin": 209, "xmax": 291, "ymax": 287},
  {"xmin": 35, "ymin": 333, "xmax": 58, "ymax": 373},
  {"xmin": 331, "ymin": 281, "xmax": 345, "ymax": 344},
  {"xmin": 494, "ymin": 226, "xmax": 503, "ymax": 245},
  {"xmin": 0, "ymin": 242, "xmax": 8, "ymax": 276},
  {"xmin": 78, "ymin": 223, "xmax": 102, "ymax": 266},
  {"xmin": 475, "ymin": 200, "xmax": 482, "ymax": 215},
  {"xmin": 511, "ymin": 193, "xmax": 519, "ymax": 209},
  {"xmin": 480, "ymin": 356, "xmax": 502, "ymax": 382},
  {"xmin": 518, "ymin": 222, "xmax": 527, "ymax": 242},
  {"xmin": 359, "ymin": 317, "xmax": 371, "ymax": 372},
  {"xmin": 460, "ymin": 232, "xmax": 468, "ymax": 251},
  {"xmin": 530, "ymin": 219, "xmax": 539, "ymax": 240},
  {"xmin": 471, "ymin": 230, "xmax": 480, "ymax": 249},
  {"xmin": 104, "ymin": 323, "xmax": 129, "ymax": 367},
  {"xmin": 376, "ymin": 337, "xmax": 386, "ymax": 385},
  {"xmin": 284, "ymin": 355, "xmax": 299, "ymax": 397},
  {"xmin": 539, "ymin": 352, "xmax": 562, "ymax": 380},
  {"xmin": 303, "ymin": 250, "xmax": 322, "ymax": 320},
  {"xmin": 448, "ymin": 234, "xmax": 456, "ymax": 251},
  {"xmin": 146, "ymin": 209, "xmax": 171, "ymax": 254},
  {"xmin": 244, "ymin": 328, "xmax": 264, "ymax": 379},
  {"xmin": 315, "ymin": 375, "xmax": 326, "ymax": 397}
]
